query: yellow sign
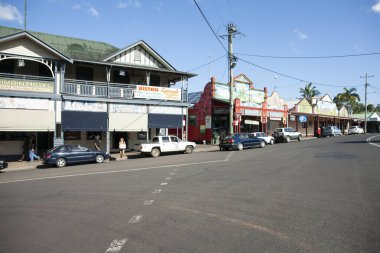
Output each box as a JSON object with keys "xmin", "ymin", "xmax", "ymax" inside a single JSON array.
[{"xmin": 0, "ymin": 78, "xmax": 54, "ymax": 93}]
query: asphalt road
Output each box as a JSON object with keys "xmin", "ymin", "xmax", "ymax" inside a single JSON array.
[{"xmin": 1, "ymin": 134, "xmax": 380, "ymax": 253}]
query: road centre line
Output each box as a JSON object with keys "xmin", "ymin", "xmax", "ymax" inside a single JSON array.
[
  {"xmin": 144, "ymin": 200, "xmax": 154, "ymax": 205},
  {"xmin": 0, "ymin": 159, "xmax": 228, "ymax": 184},
  {"xmin": 128, "ymin": 215, "xmax": 143, "ymax": 224},
  {"xmin": 367, "ymin": 135, "xmax": 380, "ymax": 148}
]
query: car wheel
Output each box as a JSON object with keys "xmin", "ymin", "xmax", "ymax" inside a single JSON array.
[
  {"xmin": 298, "ymin": 135, "xmax": 302, "ymax": 141},
  {"xmin": 237, "ymin": 143, "xmax": 244, "ymax": 151},
  {"xmin": 184, "ymin": 145, "xmax": 193, "ymax": 154},
  {"xmin": 270, "ymin": 139, "xmax": 274, "ymax": 145},
  {"xmin": 286, "ymin": 136, "xmax": 290, "ymax": 143},
  {"xmin": 95, "ymin": 154, "xmax": 104, "ymax": 163},
  {"xmin": 56, "ymin": 158, "xmax": 66, "ymax": 168},
  {"xmin": 260, "ymin": 141, "xmax": 266, "ymax": 148},
  {"xmin": 151, "ymin": 148, "xmax": 160, "ymax": 157}
]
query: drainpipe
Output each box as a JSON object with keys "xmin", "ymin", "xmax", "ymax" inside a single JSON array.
[{"xmin": 106, "ymin": 67, "xmax": 111, "ymax": 154}]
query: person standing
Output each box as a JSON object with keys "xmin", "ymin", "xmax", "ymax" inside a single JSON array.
[
  {"xmin": 119, "ymin": 137, "xmax": 126, "ymax": 158},
  {"xmin": 94, "ymin": 135, "xmax": 101, "ymax": 150},
  {"xmin": 18, "ymin": 137, "xmax": 29, "ymax": 161}
]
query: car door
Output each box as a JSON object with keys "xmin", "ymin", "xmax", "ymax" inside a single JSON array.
[
  {"xmin": 170, "ymin": 136, "xmax": 183, "ymax": 151},
  {"xmin": 160, "ymin": 136, "xmax": 175, "ymax": 152}
]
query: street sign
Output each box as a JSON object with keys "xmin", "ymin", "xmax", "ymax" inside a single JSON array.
[{"xmin": 298, "ymin": 115, "xmax": 307, "ymax": 123}]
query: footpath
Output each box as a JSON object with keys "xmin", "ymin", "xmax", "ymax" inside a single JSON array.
[
  {"xmin": 1, "ymin": 144, "xmax": 220, "ymax": 173},
  {"xmin": 1, "ymin": 137, "xmax": 317, "ymax": 173}
]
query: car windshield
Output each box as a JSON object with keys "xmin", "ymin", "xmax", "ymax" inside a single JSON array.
[{"xmin": 47, "ymin": 145, "xmax": 65, "ymax": 152}]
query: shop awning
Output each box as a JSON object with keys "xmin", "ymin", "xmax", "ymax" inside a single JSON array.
[
  {"xmin": 62, "ymin": 111, "xmax": 107, "ymax": 131},
  {"xmin": 148, "ymin": 114, "xmax": 183, "ymax": 128},
  {"xmin": 109, "ymin": 113, "xmax": 148, "ymax": 132},
  {"xmin": 0, "ymin": 109, "xmax": 55, "ymax": 131}
]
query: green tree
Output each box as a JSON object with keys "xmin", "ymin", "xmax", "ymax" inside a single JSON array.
[
  {"xmin": 299, "ymin": 82, "xmax": 321, "ymax": 98},
  {"xmin": 334, "ymin": 88, "xmax": 360, "ymax": 114},
  {"xmin": 353, "ymin": 103, "xmax": 365, "ymax": 113}
]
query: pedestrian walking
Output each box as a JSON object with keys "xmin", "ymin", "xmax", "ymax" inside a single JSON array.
[
  {"xmin": 119, "ymin": 137, "xmax": 126, "ymax": 158},
  {"xmin": 94, "ymin": 135, "xmax": 101, "ymax": 150}
]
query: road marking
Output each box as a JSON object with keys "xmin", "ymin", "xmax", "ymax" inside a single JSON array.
[
  {"xmin": 225, "ymin": 151, "xmax": 233, "ymax": 161},
  {"xmin": 165, "ymin": 177, "xmax": 172, "ymax": 180},
  {"xmin": 105, "ymin": 238, "xmax": 127, "ymax": 253},
  {"xmin": 172, "ymin": 169, "xmax": 178, "ymax": 171},
  {"xmin": 160, "ymin": 182, "xmax": 168, "ymax": 186},
  {"xmin": 143, "ymin": 200, "xmax": 154, "ymax": 206},
  {"xmin": 367, "ymin": 135, "xmax": 380, "ymax": 148},
  {"xmin": 153, "ymin": 189, "xmax": 162, "ymax": 194},
  {"xmin": 128, "ymin": 215, "xmax": 143, "ymax": 224},
  {"xmin": 169, "ymin": 172, "xmax": 176, "ymax": 176},
  {"xmin": 0, "ymin": 159, "xmax": 227, "ymax": 184}
]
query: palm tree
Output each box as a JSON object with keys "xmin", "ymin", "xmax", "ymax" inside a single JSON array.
[
  {"xmin": 299, "ymin": 82, "xmax": 321, "ymax": 99},
  {"xmin": 333, "ymin": 88, "xmax": 360, "ymax": 114}
]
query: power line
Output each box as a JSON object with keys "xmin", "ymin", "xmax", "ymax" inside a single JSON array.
[
  {"xmin": 193, "ymin": 0, "xmax": 227, "ymax": 52},
  {"xmin": 187, "ymin": 54, "xmax": 226, "ymax": 72},
  {"xmin": 237, "ymin": 57, "xmax": 360, "ymax": 88},
  {"xmin": 235, "ymin": 51, "xmax": 380, "ymax": 59}
]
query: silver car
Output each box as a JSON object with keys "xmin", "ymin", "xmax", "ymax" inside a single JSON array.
[{"xmin": 322, "ymin": 126, "xmax": 343, "ymax": 137}]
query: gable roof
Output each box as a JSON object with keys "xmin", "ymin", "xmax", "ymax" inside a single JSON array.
[
  {"xmin": 0, "ymin": 26, "xmax": 119, "ymax": 61},
  {"xmin": 234, "ymin": 74, "xmax": 253, "ymax": 85},
  {"xmin": 102, "ymin": 40, "xmax": 176, "ymax": 70}
]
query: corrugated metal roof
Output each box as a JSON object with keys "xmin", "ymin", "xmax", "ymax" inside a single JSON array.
[
  {"xmin": 188, "ymin": 92, "xmax": 203, "ymax": 105},
  {"xmin": 0, "ymin": 26, "xmax": 119, "ymax": 61}
]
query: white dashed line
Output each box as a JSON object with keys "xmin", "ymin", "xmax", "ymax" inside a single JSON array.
[
  {"xmin": 165, "ymin": 177, "xmax": 172, "ymax": 180},
  {"xmin": 143, "ymin": 200, "xmax": 154, "ymax": 206},
  {"xmin": 169, "ymin": 173, "xmax": 176, "ymax": 176},
  {"xmin": 105, "ymin": 238, "xmax": 127, "ymax": 253},
  {"xmin": 172, "ymin": 169, "xmax": 178, "ymax": 172},
  {"xmin": 160, "ymin": 182, "xmax": 168, "ymax": 186},
  {"xmin": 128, "ymin": 215, "xmax": 143, "ymax": 224},
  {"xmin": 153, "ymin": 189, "xmax": 162, "ymax": 194}
]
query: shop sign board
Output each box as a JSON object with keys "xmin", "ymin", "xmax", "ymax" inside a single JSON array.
[
  {"xmin": 244, "ymin": 109, "xmax": 261, "ymax": 116},
  {"xmin": 110, "ymin": 104, "xmax": 147, "ymax": 113},
  {"xmin": 134, "ymin": 85, "xmax": 181, "ymax": 101},
  {"xmin": 213, "ymin": 108, "xmax": 229, "ymax": 115},
  {"xmin": 214, "ymin": 83, "xmax": 230, "ymax": 100},
  {"xmin": 0, "ymin": 97, "xmax": 54, "ymax": 110},
  {"xmin": 298, "ymin": 115, "xmax": 308, "ymax": 123},
  {"xmin": 0, "ymin": 78, "xmax": 54, "ymax": 93},
  {"xmin": 290, "ymin": 115, "xmax": 296, "ymax": 121},
  {"xmin": 148, "ymin": 106, "xmax": 184, "ymax": 115},
  {"xmin": 205, "ymin": 115, "xmax": 212, "ymax": 129},
  {"xmin": 245, "ymin": 120, "xmax": 259, "ymax": 125},
  {"xmin": 269, "ymin": 111, "xmax": 283, "ymax": 118},
  {"xmin": 64, "ymin": 101, "xmax": 107, "ymax": 112}
]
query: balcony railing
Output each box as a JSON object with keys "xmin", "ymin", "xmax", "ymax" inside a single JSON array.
[{"xmin": 0, "ymin": 73, "xmax": 188, "ymax": 102}]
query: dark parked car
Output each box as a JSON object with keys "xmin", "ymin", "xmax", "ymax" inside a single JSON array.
[
  {"xmin": 43, "ymin": 145, "xmax": 110, "ymax": 168},
  {"xmin": 0, "ymin": 159, "xmax": 8, "ymax": 170},
  {"xmin": 219, "ymin": 133, "xmax": 266, "ymax": 151}
]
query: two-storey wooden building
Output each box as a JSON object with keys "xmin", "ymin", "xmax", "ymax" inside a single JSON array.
[{"xmin": 0, "ymin": 26, "xmax": 195, "ymax": 160}]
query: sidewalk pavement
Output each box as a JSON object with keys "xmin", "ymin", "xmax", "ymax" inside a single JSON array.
[
  {"xmin": 1, "ymin": 138, "xmax": 317, "ymax": 173},
  {"xmin": 1, "ymin": 144, "xmax": 221, "ymax": 173}
]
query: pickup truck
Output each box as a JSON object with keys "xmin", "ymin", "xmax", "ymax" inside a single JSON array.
[{"xmin": 138, "ymin": 136, "xmax": 196, "ymax": 157}]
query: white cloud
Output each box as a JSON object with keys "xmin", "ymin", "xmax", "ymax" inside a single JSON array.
[
  {"xmin": 294, "ymin": 29, "xmax": 308, "ymax": 40},
  {"xmin": 88, "ymin": 7, "xmax": 99, "ymax": 16},
  {"xmin": 0, "ymin": 3, "xmax": 22, "ymax": 24},
  {"xmin": 72, "ymin": 4, "xmax": 99, "ymax": 17},
  {"xmin": 372, "ymin": 1, "xmax": 380, "ymax": 13},
  {"xmin": 154, "ymin": 1, "xmax": 164, "ymax": 12},
  {"xmin": 116, "ymin": 0, "xmax": 141, "ymax": 9}
]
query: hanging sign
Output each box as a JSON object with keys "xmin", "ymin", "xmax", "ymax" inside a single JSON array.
[
  {"xmin": 298, "ymin": 115, "xmax": 308, "ymax": 123},
  {"xmin": 134, "ymin": 85, "xmax": 181, "ymax": 101}
]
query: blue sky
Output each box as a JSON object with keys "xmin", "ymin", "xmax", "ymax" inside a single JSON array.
[{"xmin": 1, "ymin": 0, "xmax": 379, "ymax": 105}]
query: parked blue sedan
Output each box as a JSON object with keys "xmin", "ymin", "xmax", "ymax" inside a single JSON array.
[
  {"xmin": 219, "ymin": 133, "xmax": 266, "ymax": 151},
  {"xmin": 43, "ymin": 145, "xmax": 110, "ymax": 168}
]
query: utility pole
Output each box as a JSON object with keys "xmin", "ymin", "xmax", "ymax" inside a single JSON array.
[
  {"xmin": 227, "ymin": 23, "xmax": 238, "ymax": 135},
  {"xmin": 24, "ymin": 0, "xmax": 27, "ymax": 31},
  {"xmin": 360, "ymin": 73, "xmax": 374, "ymax": 134}
]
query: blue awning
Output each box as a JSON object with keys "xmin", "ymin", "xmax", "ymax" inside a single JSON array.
[
  {"xmin": 62, "ymin": 111, "xmax": 107, "ymax": 131},
  {"xmin": 148, "ymin": 114, "xmax": 183, "ymax": 128}
]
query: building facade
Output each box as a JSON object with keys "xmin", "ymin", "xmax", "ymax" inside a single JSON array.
[{"xmin": 0, "ymin": 26, "xmax": 195, "ymax": 160}]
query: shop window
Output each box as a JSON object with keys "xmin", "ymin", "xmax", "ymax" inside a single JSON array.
[
  {"xmin": 189, "ymin": 115, "xmax": 197, "ymax": 126},
  {"xmin": 0, "ymin": 132, "xmax": 27, "ymax": 141},
  {"xmin": 64, "ymin": 131, "xmax": 81, "ymax": 140},
  {"xmin": 56, "ymin": 124, "xmax": 62, "ymax": 138},
  {"xmin": 87, "ymin": 132, "xmax": 102, "ymax": 140},
  {"xmin": 76, "ymin": 66, "xmax": 93, "ymax": 81},
  {"xmin": 137, "ymin": 132, "xmax": 147, "ymax": 140}
]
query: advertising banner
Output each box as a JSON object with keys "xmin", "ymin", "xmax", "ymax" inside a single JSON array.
[
  {"xmin": 0, "ymin": 78, "xmax": 54, "ymax": 93},
  {"xmin": 134, "ymin": 85, "xmax": 181, "ymax": 101}
]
